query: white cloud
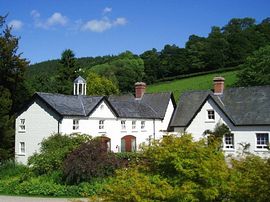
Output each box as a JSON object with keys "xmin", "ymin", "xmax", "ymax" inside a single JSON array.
[
  {"xmin": 47, "ymin": 12, "xmax": 68, "ymax": 26},
  {"xmin": 103, "ymin": 7, "xmax": 112, "ymax": 14},
  {"xmin": 82, "ymin": 17, "xmax": 127, "ymax": 32},
  {"xmin": 31, "ymin": 10, "xmax": 68, "ymax": 29},
  {"xmin": 113, "ymin": 17, "xmax": 127, "ymax": 26},
  {"xmin": 8, "ymin": 20, "xmax": 23, "ymax": 30},
  {"xmin": 30, "ymin": 10, "xmax": 40, "ymax": 18}
]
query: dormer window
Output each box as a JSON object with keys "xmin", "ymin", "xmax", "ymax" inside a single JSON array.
[
  {"xmin": 73, "ymin": 120, "xmax": 79, "ymax": 130},
  {"xmin": 207, "ymin": 110, "xmax": 215, "ymax": 120}
]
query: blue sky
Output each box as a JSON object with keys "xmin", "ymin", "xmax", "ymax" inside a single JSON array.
[{"xmin": 1, "ymin": 0, "xmax": 270, "ymax": 64}]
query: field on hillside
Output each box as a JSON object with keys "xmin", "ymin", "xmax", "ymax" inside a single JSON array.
[{"xmin": 147, "ymin": 70, "xmax": 238, "ymax": 101}]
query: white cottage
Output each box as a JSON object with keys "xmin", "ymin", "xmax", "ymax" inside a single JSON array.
[
  {"xmin": 15, "ymin": 77, "xmax": 175, "ymax": 164},
  {"xmin": 170, "ymin": 77, "xmax": 270, "ymax": 157}
]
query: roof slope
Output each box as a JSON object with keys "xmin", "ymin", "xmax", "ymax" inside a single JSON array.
[
  {"xmin": 170, "ymin": 86, "xmax": 270, "ymax": 127},
  {"xmin": 36, "ymin": 92, "xmax": 103, "ymax": 116},
  {"xmin": 108, "ymin": 92, "xmax": 173, "ymax": 119},
  {"xmin": 36, "ymin": 91, "xmax": 174, "ymax": 119}
]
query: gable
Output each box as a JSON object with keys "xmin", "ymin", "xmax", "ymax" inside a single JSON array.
[
  {"xmin": 186, "ymin": 98, "xmax": 234, "ymax": 132},
  {"xmin": 89, "ymin": 100, "xmax": 117, "ymax": 119}
]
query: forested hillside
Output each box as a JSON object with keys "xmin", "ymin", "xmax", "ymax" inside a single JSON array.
[{"xmin": 26, "ymin": 17, "xmax": 270, "ymax": 94}]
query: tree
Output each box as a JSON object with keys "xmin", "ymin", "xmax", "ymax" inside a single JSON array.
[
  {"xmin": 235, "ymin": 45, "xmax": 270, "ymax": 86},
  {"xmin": 185, "ymin": 35, "xmax": 207, "ymax": 72},
  {"xmin": 56, "ymin": 49, "xmax": 79, "ymax": 94},
  {"xmin": 222, "ymin": 17, "xmax": 265, "ymax": 67},
  {"xmin": 205, "ymin": 26, "xmax": 229, "ymax": 69},
  {"xmin": 0, "ymin": 15, "xmax": 29, "ymax": 161},
  {"xmin": 86, "ymin": 71, "xmax": 119, "ymax": 96},
  {"xmin": 91, "ymin": 51, "xmax": 144, "ymax": 93},
  {"xmin": 140, "ymin": 48, "xmax": 160, "ymax": 83}
]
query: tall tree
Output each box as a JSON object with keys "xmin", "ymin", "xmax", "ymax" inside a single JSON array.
[
  {"xmin": 205, "ymin": 26, "xmax": 229, "ymax": 70},
  {"xmin": 140, "ymin": 48, "xmax": 160, "ymax": 83},
  {"xmin": 222, "ymin": 17, "xmax": 264, "ymax": 67},
  {"xmin": 56, "ymin": 49, "xmax": 79, "ymax": 94},
  {"xmin": 185, "ymin": 35, "xmax": 207, "ymax": 72},
  {"xmin": 0, "ymin": 15, "xmax": 29, "ymax": 160}
]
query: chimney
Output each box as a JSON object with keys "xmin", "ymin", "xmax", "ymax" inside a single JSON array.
[
  {"xmin": 213, "ymin": 77, "xmax": 225, "ymax": 95},
  {"xmin": 135, "ymin": 82, "xmax": 146, "ymax": 99}
]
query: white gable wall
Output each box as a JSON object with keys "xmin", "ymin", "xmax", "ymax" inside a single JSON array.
[
  {"xmin": 15, "ymin": 99, "xmax": 59, "ymax": 164},
  {"xmin": 181, "ymin": 98, "xmax": 270, "ymax": 157}
]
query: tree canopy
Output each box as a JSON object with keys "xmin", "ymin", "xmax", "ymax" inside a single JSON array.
[{"xmin": 236, "ymin": 45, "xmax": 270, "ymax": 86}]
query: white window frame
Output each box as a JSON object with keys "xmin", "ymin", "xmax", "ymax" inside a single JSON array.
[
  {"xmin": 141, "ymin": 121, "xmax": 145, "ymax": 130},
  {"xmin": 256, "ymin": 133, "xmax": 269, "ymax": 149},
  {"xmin": 132, "ymin": 120, "xmax": 136, "ymax": 130},
  {"xmin": 121, "ymin": 120, "xmax": 126, "ymax": 130},
  {"xmin": 19, "ymin": 142, "xmax": 25, "ymax": 155},
  {"xmin": 224, "ymin": 134, "xmax": 234, "ymax": 149},
  {"xmin": 207, "ymin": 110, "xmax": 215, "ymax": 120},
  {"xmin": 19, "ymin": 119, "xmax": 26, "ymax": 132},
  {"xmin": 73, "ymin": 119, "xmax": 79, "ymax": 131},
  {"xmin": 99, "ymin": 120, "xmax": 105, "ymax": 130}
]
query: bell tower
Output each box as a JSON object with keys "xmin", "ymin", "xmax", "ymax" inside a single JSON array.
[{"xmin": 73, "ymin": 76, "xmax": 87, "ymax": 95}]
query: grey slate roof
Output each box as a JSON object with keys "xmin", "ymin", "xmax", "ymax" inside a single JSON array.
[
  {"xmin": 108, "ymin": 92, "xmax": 173, "ymax": 119},
  {"xmin": 170, "ymin": 86, "xmax": 270, "ymax": 127},
  {"xmin": 36, "ymin": 91, "xmax": 173, "ymax": 119},
  {"xmin": 36, "ymin": 92, "xmax": 103, "ymax": 116}
]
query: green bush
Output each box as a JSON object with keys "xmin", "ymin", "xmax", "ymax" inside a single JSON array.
[
  {"xmin": 230, "ymin": 155, "xmax": 270, "ymax": 202},
  {"xmin": 103, "ymin": 134, "xmax": 231, "ymax": 201},
  {"xmin": 104, "ymin": 168, "xmax": 174, "ymax": 202},
  {"xmin": 0, "ymin": 159, "xmax": 28, "ymax": 179},
  {"xmin": 28, "ymin": 133, "xmax": 91, "ymax": 175},
  {"xmin": 63, "ymin": 138, "xmax": 120, "ymax": 184}
]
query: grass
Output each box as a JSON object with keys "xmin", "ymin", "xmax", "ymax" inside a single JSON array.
[{"xmin": 147, "ymin": 70, "xmax": 238, "ymax": 101}]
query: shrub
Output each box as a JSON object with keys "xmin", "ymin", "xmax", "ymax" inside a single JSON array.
[
  {"xmin": 230, "ymin": 155, "xmax": 270, "ymax": 202},
  {"xmin": 0, "ymin": 159, "xmax": 28, "ymax": 179},
  {"xmin": 63, "ymin": 138, "xmax": 120, "ymax": 184},
  {"xmin": 28, "ymin": 133, "xmax": 91, "ymax": 175},
  {"xmin": 103, "ymin": 168, "xmax": 174, "ymax": 202},
  {"xmin": 103, "ymin": 134, "xmax": 232, "ymax": 201}
]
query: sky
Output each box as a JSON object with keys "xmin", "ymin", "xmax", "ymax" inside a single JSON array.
[{"xmin": 1, "ymin": 0, "xmax": 270, "ymax": 64}]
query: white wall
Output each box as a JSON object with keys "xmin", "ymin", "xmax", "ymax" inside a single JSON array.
[
  {"xmin": 60, "ymin": 100, "xmax": 175, "ymax": 152},
  {"xmin": 15, "ymin": 99, "xmax": 59, "ymax": 164},
  {"xmin": 16, "ymin": 98, "xmax": 174, "ymax": 164},
  {"xmin": 176, "ymin": 99, "xmax": 270, "ymax": 157}
]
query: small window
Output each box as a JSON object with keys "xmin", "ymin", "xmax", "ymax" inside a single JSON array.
[
  {"xmin": 141, "ymin": 121, "xmax": 145, "ymax": 130},
  {"xmin": 132, "ymin": 121, "xmax": 136, "ymax": 130},
  {"xmin": 224, "ymin": 134, "xmax": 234, "ymax": 149},
  {"xmin": 99, "ymin": 120, "xmax": 105, "ymax": 130},
  {"xmin": 256, "ymin": 133, "xmax": 269, "ymax": 149},
  {"xmin": 73, "ymin": 120, "xmax": 79, "ymax": 130},
  {"xmin": 121, "ymin": 120, "xmax": 126, "ymax": 130},
  {"xmin": 207, "ymin": 110, "xmax": 215, "ymax": 120},
  {"xmin": 20, "ymin": 142, "xmax": 25, "ymax": 154},
  {"xmin": 19, "ymin": 119, "xmax": 26, "ymax": 132}
]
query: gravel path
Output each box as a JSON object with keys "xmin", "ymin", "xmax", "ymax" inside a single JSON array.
[{"xmin": 0, "ymin": 196, "xmax": 88, "ymax": 202}]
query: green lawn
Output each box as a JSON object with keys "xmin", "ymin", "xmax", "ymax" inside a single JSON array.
[{"xmin": 147, "ymin": 70, "xmax": 238, "ymax": 101}]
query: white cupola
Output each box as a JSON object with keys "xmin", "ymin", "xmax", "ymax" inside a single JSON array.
[{"xmin": 73, "ymin": 76, "xmax": 87, "ymax": 95}]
